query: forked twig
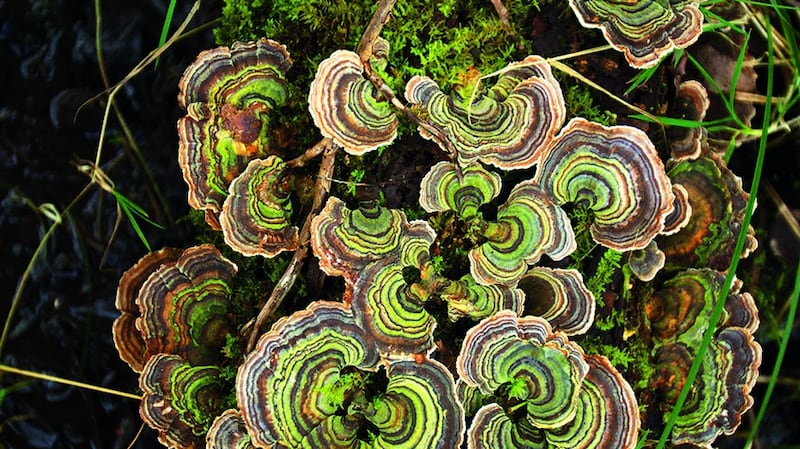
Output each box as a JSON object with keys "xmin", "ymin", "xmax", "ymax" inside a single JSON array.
[{"xmin": 247, "ymin": 140, "xmax": 337, "ymax": 352}]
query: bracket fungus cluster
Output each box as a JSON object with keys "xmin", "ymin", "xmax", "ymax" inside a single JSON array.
[
  {"xmin": 234, "ymin": 301, "xmax": 465, "ymax": 449},
  {"xmin": 113, "ymin": 244, "xmax": 238, "ymax": 448},
  {"xmin": 178, "ymin": 38, "xmax": 292, "ymax": 230},
  {"xmin": 114, "ymin": 10, "xmax": 766, "ymax": 444},
  {"xmin": 405, "ymin": 55, "xmax": 565, "ymax": 169},
  {"xmin": 568, "ymin": 0, "xmax": 704, "ymax": 68},
  {"xmin": 644, "ymin": 269, "xmax": 761, "ymax": 446},
  {"xmin": 457, "ymin": 312, "xmax": 640, "ymax": 449},
  {"xmin": 309, "ymin": 49, "xmax": 398, "ymax": 155}
]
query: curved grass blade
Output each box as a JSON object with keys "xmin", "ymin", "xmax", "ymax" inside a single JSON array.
[{"xmin": 655, "ymin": 13, "xmax": 773, "ymax": 449}]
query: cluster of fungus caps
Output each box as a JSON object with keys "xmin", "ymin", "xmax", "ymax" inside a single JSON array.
[
  {"xmin": 116, "ymin": 20, "xmax": 762, "ymax": 447},
  {"xmin": 178, "ymin": 38, "xmax": 299, "ymax": 257},
  {"xmin": 113, "ymin": 244, "xmax": 239, "ymax": 448}
]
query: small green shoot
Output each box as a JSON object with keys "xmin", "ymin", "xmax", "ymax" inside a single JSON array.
[
  {"xmin": 347, "ymin": 168, "xmax": 366, "ymax": 197},
  {"xmin": 154, "ymin": 0, "xmax": 179, "ymax": 69},
  {"xmin": 112, "ymin": 190, "xmax": 164, "ymax": 252}
]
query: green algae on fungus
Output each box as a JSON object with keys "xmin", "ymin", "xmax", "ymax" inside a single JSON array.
[
  {"xmin": 140, "ymin": 354, "xmax": 227, "ymax": 449},
  {"xmin": 308, "ymin": 49, "xmax": 398, "ymax": 155},
  {"xmin": 220, "ymin": 156, "xmax": 299, "ymax": 257},
  {"xmin": 534, "ymin": 117, "xmax": 675, "ymax": 252},
  {"xmin": 178, "ymin": 38, "xmax": 292, "ymax": 229},
  {"xmin": 405, "ymin": 55, "xmax": 565, "ymax": 170},
  {"xmin": 236, "ymin": 301, "xmax": 464, "ymax": 448},
  {"xmin": 568, "ymin": 0, "xmax": 703, "ymax": 69},
  {"xmin": 658, "ymin": 151, "xmax": 758, "ymax": 271}
]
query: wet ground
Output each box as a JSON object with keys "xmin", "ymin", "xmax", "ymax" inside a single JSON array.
[{"xmin": 1, "ymin": 1, "xmax": 799, "ymax": 448}]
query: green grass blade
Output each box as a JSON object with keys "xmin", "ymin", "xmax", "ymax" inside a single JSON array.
[
  {"xmin": 728, "ymin": 30, "xmax": 751, "ymax": 115},
  {"xmin": 154, "ymin": 0, "xmax": 178, "ymax": 69},
  {"xmin": 655, "ymin": 13, "xmax": 773, "ymax": 449},
  {"xmin": 625, "ymin": 64, "xmax": 660, "ymax": 96},
  {"xmin": 745, "ymin": 255, "xmax": 800, "ymax": 448}
]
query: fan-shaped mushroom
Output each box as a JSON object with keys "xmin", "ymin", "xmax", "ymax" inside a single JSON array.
[
  {"xmin": 113, "ymin": 247, "xmax": 182, "ymax": 372},
  {"xmin": 419, "ymin": 161, "xmax": 502, "ymax": 218},
  {"xmin": 178, "ymin": 38, "xmax": 292, "ymax": 229},
  {"xmin": 237, "ymin": 301, "xmax": 381, "ymax": 448},
  {"xmin": 534, "ymin": 117, "xmax": 675, "ymax": 252},
  {"xmin": 568, "ymin": 0, "xmax": 703, "ymax": 68},
  {"xmin": 658, "ymin": 152, "xmax": 757, "ymax": 271},
  {"xmin": 518, "ymin": 267, "xmax": 596, "ymax": 336},
  {"xmin": 469, "ymin": 180, "xmax": 576, "ymax": 286},
  {"xmin": 308, "ymin": 50, "xmax": 397, "ymax": 154},
  {"xmin": 140, "ymin": 354, "xmax": 226, "ymax": 449},
  {"xmin": 135, "ymin": 244, "xmax": 238, "ymax": 368},
  {"xmin": 220, "ymin": 156, "xmax": 299, "ymax": 257},
  {"xmin": 405, "ymin": 55, "xmax": 565, "ymax": 170}
]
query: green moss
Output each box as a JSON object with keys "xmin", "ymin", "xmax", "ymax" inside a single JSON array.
[
  {"xmin": 580, "ymin": 336, "xmax": 654, "ymax": 392},
  {"xmin": 561, "ymin": 82, "xmax": 616, "ymax": 126},
  {"xmin": 567, "ymin": 205, "xmax": 623, "ymax": 303}
]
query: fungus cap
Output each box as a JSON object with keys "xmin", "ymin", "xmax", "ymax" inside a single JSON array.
[
  {"xmin": 419, "ymin": 161, "xmax": 502, "ymax": 217},
  {"xmin": 236, "ymin": 301, "xmax": 381, "ymax": 448},
  {"xmin": 457, "ymin": 311, "xmax": 589, "ymax": 429},
  {"xmin": 308, "ymin": 50, "xmax": 397, "ymax": 154},
  {"xmin": 659, "ymin": 152, "xmax": 757, "ymax": 270},
  {"xmin": 113, "ymin": 247, "xmax": 182, "ymax": 372},
  {"xmin": 134, "ymin": 244, "xmax": 238, "ymax": 367},
  {"xmin": 405, "ymin": 55, "xmax": 565, "ymax": 170},
  {"xmin": 311, "ymin": 197, "xmax": 435, "ymax": 281},
  {"xmin": 518, "ymin": 267, "xmax": 596, "ymax": 336},
  {"xmin": 139, "ymin": 354, "xmax": 225, "ymax": 449},
  {"xmin": 469, "ymin": 180, "xmax": 576, "ymax": 286},
  {"xmin": 206, "ymin": 410, "xmax": 256, "ymax": 449},
  {"xmin": 534, "ymin": 117, "xmax": 675, "ymax": 251},
  {"xmin": 568, "ymin": 0, "xmax": 704, "ymax": 68},
  {"xmin": 220, "ymin": 156, "xmax": 299, "ymax": 257},
  {"xmin": 668, "ymin": 80, "xmax": 711, "ymax": 161},
  {"xmin": 178, "ymin": 39, "xmax": 292, "ymax": 229}
]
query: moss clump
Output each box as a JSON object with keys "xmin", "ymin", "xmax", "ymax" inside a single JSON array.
[{"xmin": 561, "ymin": 82, "xmax": 616, "ymax": 126}]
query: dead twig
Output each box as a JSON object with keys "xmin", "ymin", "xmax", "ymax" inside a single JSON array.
[{"xmin": 247, "ymin": 140, "xmax": 337, "ymax": 352}]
